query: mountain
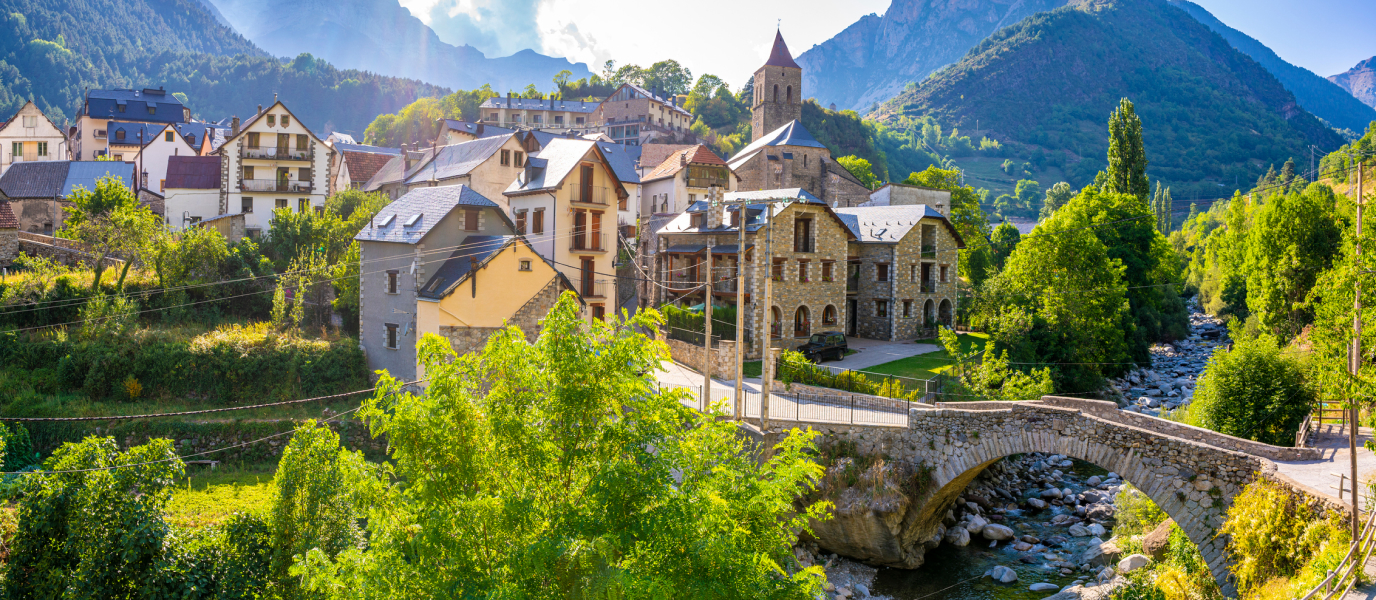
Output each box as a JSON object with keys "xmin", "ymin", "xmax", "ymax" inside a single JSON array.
[
  {"xmin": 205, "ymin": 0, "xmax": 591, "ymax": 94},
  {"xmin": 0, "ymin": 0, "xmax": 446, "ymax": 136},
  {"xmin": 794, "ymin": 0, "xmax": 1070, "ymax": 113},
  {"xmin": 1330, "ymin": 56, "xmax": 1376, "ymax": 111},
  {"xmin": 1167, "ymin": 0, "xmax": 1376, "ymax": 134},
  {"xmin": 871, "ymin": 0, "xmax": 1345, "ymax": 197}
]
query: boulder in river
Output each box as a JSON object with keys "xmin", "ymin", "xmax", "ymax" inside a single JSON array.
[
  {"xmin": 983, "ymin": 524, "xmax": 1016, "ymax": 540},
  {"xmin": 1068, "ymin": 523, "xmax": 1092, "ymax": 537},
  {"xmin": 1118, "ymin": 554, "xmax": 1151, "ymax": 573},
  {"xmin": 1030, "ymin": 583, "xmax": 1060, "ymax": 592},
  {"xmin": 965, "ymin": 515, "xmax": 988, "ymax": 534},
  {"xmin": 990, "ymin": 565, "xmax": 1019, "ymax": 583},
  {"xmin": 945, "ymin": 526, "xmax": 971, "ymax": 547}
]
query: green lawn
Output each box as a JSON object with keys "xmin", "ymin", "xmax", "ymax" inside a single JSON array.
[
  {"xmin": 863, "ymin": 333, "xmax": 991, "ymax": 381},
  {"xmin": 166, "ymin": 464, "xmax": 276, "ymax": 529}
]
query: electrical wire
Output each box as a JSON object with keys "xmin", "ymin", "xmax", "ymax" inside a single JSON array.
[{"xmin": 0, "ymin": 385, "xmax": 381, "ymax": 422}]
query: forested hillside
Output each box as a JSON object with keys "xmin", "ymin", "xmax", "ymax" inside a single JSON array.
[
  {"xmin": 871, "ymin": 0, "xmax": 1346, "ymax": 200},
  {"xmin": 0, "ymin": 0, "xmax": 446, "ymax": 136}
]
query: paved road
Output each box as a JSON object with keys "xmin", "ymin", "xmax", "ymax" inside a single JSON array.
[
  {"xmin": 1275, "ymin": 424, "xmax": 1376, "ymax": 512},
  {"xmin": 814, "ymin": 337, "xmax": 940, "ymax": 373}
]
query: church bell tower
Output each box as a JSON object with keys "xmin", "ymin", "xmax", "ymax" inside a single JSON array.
[{"xmin": 751, "ymin": 30, "xmax": 803, "ymax": 142}]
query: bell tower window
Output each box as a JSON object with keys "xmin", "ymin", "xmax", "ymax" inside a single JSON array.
[
  {"xmin": 787, "ymin": 86, "xmax": 792, "ymax": 103},
  {"xmin": 773, "ymin": 85, "xmax": 779, "ymax": 102}
]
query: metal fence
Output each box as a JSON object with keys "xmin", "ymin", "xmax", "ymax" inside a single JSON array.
[{"xmin": 657, "ymin": 383, "xmax": 911, "ymax": 427}]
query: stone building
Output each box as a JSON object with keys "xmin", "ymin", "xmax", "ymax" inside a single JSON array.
[
  {"xmin": 654, "ymin": 188, "xmax": 856, "ymax": 358},
  {"xmin": 0, "ymin": 200, "xmax": 16, "ymax": 267},
  {"xmin": 478, "ymin": 95, "xmax": 599, "ymax": 130},
  {"xmin": 0, "ymin": 161, "xmax": 136, "ymax": 234},
  {"xmin": 728, "ymin": 31, "xmax": 873, "ymax": 208},
  {"xmin": 591, "ymin": 83, "xmax": 696, "ymax": 146},
  {"xmin": 863, "ymin": 182, "xmax": 952, "ymax": 210},
  {"xmin": 834, "ymin": 205, "xmax": 965, "ymax": 339}
]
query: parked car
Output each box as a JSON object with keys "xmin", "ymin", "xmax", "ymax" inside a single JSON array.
[{"xmin": 798, "ymin": 332, "xmax": 847, "ymax": 362}]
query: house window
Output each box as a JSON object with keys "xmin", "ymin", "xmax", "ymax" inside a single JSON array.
[
  {"xmin": 910, "ymin": 264, "xmax": 917, "ymax": 282},
  {"xmin": 575, "ymin": 117, "xmax": 585, "ymax": 125},
  {"xmin": 554, "ymin": 115, "xmax": 564, "ymax": 125},
  {"xmin": 903, "ymin": 300, "xmax": 913, "ymax": 317},
  {"xmin": 515, "ymin": 210, "xmax": 527, "ymax": 234},
  {"xmin": 794, "ymin": 306, "xmax": 810, "ymax": 337},
  {"xmin": 241, "ymin": 197, "xmax": 253, "ymax": 213},
  {"xmin": 823, "ymin": 305, "xmax": 837, "ymax": 325},
  {"xmin": 519, "ymin": 259, "xmax": 532, "ymax": 271},
  {"xmin": 247, "ymin": 133, "xmax": 260, "ymax": 148},
  {"xmin": 770, "ymin": 306, "xmax": 782, "ymax": 337},
  {"xmin": 500, "ymin": 149, "xmax": 511, "ymax": 166},
  {"xmin": 793, "ymin": 217, "xmax": 813, "ymax": 252},
  {"xmin": 159, "ymin": 179, "xmax": 165, "ymax": 192},
  {"xmin": 299, "ymin": 167, "xmax": 311, "ymax": 181},
  {"xmin": 580, "ymin": 258, "xmax": 595, "ymax": 296},
  {"xmin": 618, "ymin": 193, "xmax": 627, "ymax": 211},
  {"xmin": 385, "ymin": 323, "xmax": 398, "ymax": 349},
  {"xmin": 876, "ymin": 263, "xmax": 890, "ymax": 282},
  {"xmin": 267, "ymin": 115, "xmax": 276, "ymax": 127},
  {"xmin": 798, "ymin": 261, "xmax": 807, "ymax": 283},
  {"xmin": 464, "ymin": 209, "xmax": 479, "ymax": 231},
  {"xmin": 876, "ymin": 300, "xmax": 889, "ymax": 318},
  {"xmin": 22, "ymin": 116, "xmax": 36, "ymax": 127},
  {"xmin": 822, "ymin": 261, "xmax": 833, "ymax": 282},
  {"xmin": 690, "ymin": 213, "xmax": 705, "ymax": 229},
  {"xmin": 147, "ymin": 106, "xmax": 155, "ymax": 115},
  {"xmin": 282, "ymin": 115, "xmax": 290, "ymax": 127},
  {"xmin": 387, "ymin": 271, "xmax": 399, "ymax": 294},
  {"xmin": 532, "ymin": 115, "xmax": 543, "ymax": 125},
  {"xmin": 688, "ymin": 194, "xmax": 696, "ymax": 204},
  {"xmin": 118, "ymin": 104, "xmax": 126, "ymax": 113},
  {"xmin": 165, "ymin": 131, "xmax": 174, "ymax": 142},
  {"xmin": 489, "ymin": 112, "xmax": 499, "ymax": 121},
  {"xmin": 243, "ymin": 166, "xmax": 255, "ymax": 180},
  {"xmin": 298, "ymin": 198, "xmax": 309, "ymax": 212},
  {"xmin": 9, "ymin": 142, "xmax": 18, "ymax": 158},
  {"xmin": 514, "ymin": 151, "xmax": 524, "ymax": 167},
  {"xmin": 940, "ymin": 265, "xmax": 949, "ymax": 282},
  {"xmin": 771, "ymin": 259, "xmax": 784, "ymax": 281},
  {"xmin": 592, "ymin": 304, "xmax": 606, "ymax": 321},
  {"xmin": 296, "ymin": 134, "xmax": 308, "ymax": 150},
  {"xmin": 730, "ymin": 208, "xmax": 740, "ymax": 227},
  {"xmin": 112, "ymin": 154, "xmax": 124, "ymax": 161},
  {"xmin": 276, "ymin": 198, "xmax": 288, "ymax": 210},
  {"xmin": 532, "ymin": 208, "xmax": 544, "ymax": 234}
]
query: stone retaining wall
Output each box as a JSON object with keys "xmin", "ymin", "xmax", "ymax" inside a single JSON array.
[
  {"xmin": 664, "ymin": 337, "xmax": 739, "ymax": 377},
  {"xmin": 0, "ymin": 228, "xmax": 16, "ymax": 266},
  {"xmin": 18, "ymin": 232, "xmax": 126, "ymax": 268}
]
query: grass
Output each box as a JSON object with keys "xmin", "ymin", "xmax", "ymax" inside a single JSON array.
[
  {"xmin": 166, "ymin": 463, "xmax": 276, "ymax": 529},
  {"xmin": 862, "ymin": 332, "xmax": 990, "ymax": 381}
]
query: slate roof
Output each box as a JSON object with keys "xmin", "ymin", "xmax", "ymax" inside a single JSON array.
[
  {"xmin": 0, "ymin": 162, "xmax": 70, "ymax": 199},
  {"xmin": 362, "ymin": 155, "xmax": 406, "ymax": 191},
  {"xmin": 84, "ymin": 89, "xmax": 185, "ymax": 124},
  {"xmin": 764, "ymin": 30, "xmax": 801, "ymax": 69},
  {"xmin": 63, "ymin": 162, "xmax": 135, "ymax": 197},
  {"xmin": 504, "ymin": 138, "xmax": 599, "ymax": 196},
  {"xmin": 333, "ymin": 143, "xmax": 401, "ymax": 155},
  {"xmin": 833, "ymin": 205, "xmax": 966, "ymax": 248},
  {"xmin": 173, "ymin": 122, "xmax": 228, "ymax": 153},
  {"xmin": 107, "ymin": 121, "xmax": 168, "ymax": 146},
  {"xmin": 643, "ymin": 145, "xmax": 727, "ymax": 183},
  {"xmin": 354, "ymin": 185, "xmax": 502, "ymax": 244},
  {"xmin": 656, "ymin": 189, "xmax": 829, "ymax": 236},
  {"xmin": 727, "ymin": 120, "xmax": 827, "ymax": 171},
  {"xmin": 479, "ymin": 97, "xmax": 600, "ymax": 113},
  {"xmin": 407, "ymin": 136, "xmax": 510, "ymax": 184},
  {"xmin": 596, "ymin": 142, "xmax": 641, "ymax": 184},
  {"xmin": 165, "ymin": 156, "xmax": 221, "ymax": 189},
  {"xmin": 0, "ymin": 201, "xmax": 17, "ymax": 229},
  {"xmin": 441, "ymin": 119, "xmax": 514, "ymax": 139},
  {"xmin": 417, "ymin": 235, "xmax": 512, "ymax": 300}
]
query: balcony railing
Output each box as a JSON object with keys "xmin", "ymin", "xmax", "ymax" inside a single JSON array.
[
  {"xmin": 243, "ymin": 146, "xmax": 311, "ymax": 161},
  {"xmin": 241, "ymin": 179, "xmax": 314, "ymax": 193},
  {"xmin": 568, "ymin": 184, "xmax": 611, "ymax": 205},
  {"xmin": 847, "ymin": 276, "xmax": 859, "ymax": 292},
  {"xmin": 921, "ymin": 244, "xmax": 937, "ymax": 258},
  {"xmin": 921, "ymin": 280, "xmax": 937, "ymax": 293},
  {"xmin": 569, "ymin": 232, "xmax": 608, "ymax": 252},
  {"xmin": 579, "ymin": 280, "xmax": 610, "ymax": 299}
]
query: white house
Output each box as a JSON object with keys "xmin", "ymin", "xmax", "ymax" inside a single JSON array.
[
  {"xmin": 163, "ymin": 155, "xmax": 222, "ymax": 230},
  {"xmin": 215, "ymin": 100, "xmax": 332, "ymax": 236},
  {"xmin": 105, "ymin": 121, "xmax": 200, "ymax": 193},
  {"xmin": 0, "ymin": 101, "xmax": 68, "ymax": 174}
]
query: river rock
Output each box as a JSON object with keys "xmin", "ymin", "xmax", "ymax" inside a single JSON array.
[
  {"xmin": 945, "ymin": 526, "xmax": 971, "ymax": 546},
  {"xmin": 1086, "ymin": 476, "xmax": 1102, "ymax": 487},
  {"xmin": 1068, "ymin": 524, "xmax": 1092, "ymax": 537},
  {"xmin": 1027, "ymin": 498, "xmax": 1048, "ymax": 510},
  {"xmin": 1041, "ymin": 488, "xmax": 1064, "ymax": 499},
  {"xmin": 1087, "ymin": 504, "xmax": 1115, "ymax": 521},
  {"xmin": 1088, "ymin": 523, "xmax": 1106, "ymax": 537},
  {"xmin": 991, "ymin": 565, "xmax": 1019, "ymax": 583},
  {"xmin": 855, "ymin": 583, "xmax": 869, "ymax": 597},
  {"xmin": 1015, "ymin": 541, "xmax": 1033, "ymax": 551},
  {"xmin": 984, "ymin": 524, "xmax": 1016, "ymax": 541},
  {"xmin": 1142, "ymin": 519, "xmax": 1175, "ymax": 560},
  {"xmin": 1118, "ymin": 554, "xmax": 1151, "ymax": 573},
  {"xmin": 1030, "ymin": 583, "xmax": 1061, "ymax": 592},
  {"xmin": 965, "ymin": 515, "xmax": 988, "ymax": 534}
]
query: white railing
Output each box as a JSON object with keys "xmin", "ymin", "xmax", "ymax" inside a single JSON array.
[
  {"xmin": 568, "ymin": 184, "xmax": 611, "ymax": 206},
  {"xmin": 242, "ymin": 146, "xmax": 310, "ymax": 161},
  {"xmin": 241, "ymin": 179, "xmax": 313, "ymax": 193}
]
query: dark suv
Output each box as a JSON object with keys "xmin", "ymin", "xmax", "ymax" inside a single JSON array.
[{"xmin": 798, "ymin": 332, "xmax": 848, "ymax": 363}]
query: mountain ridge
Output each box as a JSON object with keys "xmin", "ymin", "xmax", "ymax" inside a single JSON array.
[{"xmin": 1330, "ymin": 56, "xmax": 1376, "ymax": 111}]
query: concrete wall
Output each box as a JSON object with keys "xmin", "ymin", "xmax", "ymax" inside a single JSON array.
[
  {"xmin": 165, "ymin": 188, "xmax": 222, "ymax": 229},
  {"xmin": 11, "ymin": 198, "xmax": 65, "ymax": 234}
]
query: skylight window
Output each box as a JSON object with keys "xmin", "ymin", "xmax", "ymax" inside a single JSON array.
[
  {"xmin": 404, "ymin": 213, "xmax": 423, "ymax": 227},
  {"xmin": 378, "ymin": 214, "xmax": 396, "ymax": 227}
]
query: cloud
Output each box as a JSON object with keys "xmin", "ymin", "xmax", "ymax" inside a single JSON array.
[
  {"xmin": 424, "ymin": 0, "xmax": 544, "ymax": 57},
  {"xmin": 536, "ymin": 19, "xmax": 611, "ymax": 69}
]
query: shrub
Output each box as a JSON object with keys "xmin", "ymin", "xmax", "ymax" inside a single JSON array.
[
  {"xmin": 1218, "ymin": 479, "xmax": 1346, "ymax": 595},
  {"xmin": 1188, "ymin": 333, "xmax": 1312, "ymax": 446}
]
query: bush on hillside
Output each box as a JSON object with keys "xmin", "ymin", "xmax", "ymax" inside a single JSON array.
[{"xmin": 1187, "ymin": 333, "xmax": 1312, "ymax": 446}]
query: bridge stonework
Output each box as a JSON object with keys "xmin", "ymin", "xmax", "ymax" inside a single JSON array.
[{"xmin": 755, "ymin": 396, "xmax": 1327, "ymax": 598}]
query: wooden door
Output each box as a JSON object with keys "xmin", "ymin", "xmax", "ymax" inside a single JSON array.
[
  {"xmin": 276, "ymin": 134, "xmax": 290, "ymax": 156},
  {"xmin": 580, "ymin": 165, "xmax": 593, "ymax": 202}
]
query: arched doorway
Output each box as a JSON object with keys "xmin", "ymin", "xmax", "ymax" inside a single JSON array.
[
  {"xmin": 923, "ymin": 299, "xmax": 935, "ymax": 327},
  {"xmin": 794, "ymin": 305, "xmax": 810, "ymax": 338},
  {"xmin": 770, "ymin": 306, "xmax": 782, "ymax": 338},
  {"xmin": 938, "ymin": 299, "xmax": 953, "ymax": 328},
  {"xmin": 822, "ymin": 305, "xmax": 838, "ymax": 327}
]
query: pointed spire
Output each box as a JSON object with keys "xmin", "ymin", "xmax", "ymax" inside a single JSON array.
[{"xmin": 764, "ymin": 29, "xmax": 800, "ymax": 69}]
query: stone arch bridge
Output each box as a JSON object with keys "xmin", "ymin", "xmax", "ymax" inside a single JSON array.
[{"xmin": 753, "ymin": 396, "xmax": 1330, "ymax": 598}]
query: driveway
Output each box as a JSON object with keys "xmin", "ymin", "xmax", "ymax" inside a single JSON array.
[{"xmin": 812, "ymin": 337, "xmax": 940, "ymax": 373}]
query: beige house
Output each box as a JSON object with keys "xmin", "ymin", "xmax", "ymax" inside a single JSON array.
[
  {"xmin": 0, "ymin": 101, "xmax": 68, "ymax": 174},
  {"xmin": 216, "ymin": 100, "xmax": 333, "ymax": 236},
  {"xmin": 503, "ymin": 138, "xmax": 632, "ymax": 321},
  {"xmin": 640, "ymin": 145, "xmax": 736, "ymax": 217},
  {"xmin": 592, "ymin": 83, "xmax": 695, "ymax": 146},
  {"xmin": 478, "ymin": 96, "xmax": 599, "ymax": 130},
  {"xmin": 364, "ymin": 135, "xmax": 528, "ymax": 207},
  {"xmin": 72, "ymin": 88, "xmax": 189, "ymax": 161},
  {"xmin": 435, "ymin": 119, "xmax": 516, "ymax": 145}
]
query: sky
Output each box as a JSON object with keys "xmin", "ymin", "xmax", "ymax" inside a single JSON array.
[{"xmin": 396, "ymin": 0, "xmax": 1376, "ymax": 89}]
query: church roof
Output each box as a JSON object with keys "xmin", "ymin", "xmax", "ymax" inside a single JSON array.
[
  {"xmin": 764, "ymin": 30, "xmax": 801, "ymax": 69},
  {"xmin": 727, "ymin": 120, "xmax": 826, "ymax": 171}
]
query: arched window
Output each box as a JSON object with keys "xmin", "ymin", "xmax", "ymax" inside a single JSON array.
[
  {"xmin": 822, "ymin": 305, "xmax": 837, "ymax": 325},
  {"xmin": 794, "ymin": 305, "xmax": 810, "ymax": 337},
  {"xmin": 786, "ymin": 85, "xmax": 792, "ymax": 104},
  {"xmin": 923, "ymin": 299, "xmax": 936, "ymax": 326},
  {"xmin": 773, "ymin": 84, "xmax": 779, "ymax": 102},
  {"xmin": 771, "ymin": 306, "xmax": 783, "ymax": 338},
  {"xmin": 939, "ymin": 299, "xmax": 954, "ymax": 327}
]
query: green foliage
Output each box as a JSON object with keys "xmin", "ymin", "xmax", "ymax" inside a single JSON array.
[
  {"xmin": 76, "ymin": 292, "xmax": 138, "ymax": 341},
  {"xmin": 937, "ymin": 326, "xmax": 1053, "ymax": 401},
  {"xmin": 1040, "ymin": 181, "xmax": 1073, "ymax": 221},
  {"xmin": 836, "ymin": 155, "xmax": 880, "ymax": 190},
  {"xmin": 902, "ymin": 166, "xmax": 993, "ymax": 282},
  {"xmin": 662, "ymin": 303, "xmax": 738, "ymax": 343},
  {"xmin": 1104, "ymin": 98, "xmax": 1150, "ymax": 202},
  {"xmin": 1150, "ymin": 182, "xmax": 1174, "ymax": 234},
  {"xmin": 777, "ymin": 349, "xmax": 924, "ymax": 401},
  {"xmin": 330, "ymin": 242, "xmax": 362, "ymax": 336},
  {"xmin": 1218, "ymin": 479, "xmax": 1347, "ymax": 596},
  {"xmin": 989, "ymin": 221, "xmax": 1021, "ymax": 272},
  {"xmin": 1243, "ymin": 184, "xmax": 1345, "ymax": 338},
  {"xmin": 1187, "ymin": 333, "xmax": 1312, "ymax": 446},
  {"xmin": 270, "ymin": 421, "xmax": 381, "ymax": 600},
  {"xmin": 1302, "ymin": 198, "xmax": 1376, "ymax": 413},
  {"xmin": 1112, "ymin": 483, "xmax": 1167, "ymax": 543},
  {"xmin": 294, "ymin": 294, "xmax": 830, "ymax": 597},
  {"xmin": 60, "ymin": 175, "xmax": 160, "ymax": 292}
]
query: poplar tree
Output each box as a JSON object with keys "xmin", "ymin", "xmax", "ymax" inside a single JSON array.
[{"xmin": 1104, "ymin": 98, "xmax": 1150, "ymax": 203}]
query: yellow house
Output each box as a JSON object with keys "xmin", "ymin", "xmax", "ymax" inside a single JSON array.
[{"xmin": 414, "ymin": 234, "xmax": 576, "ymax": 379}]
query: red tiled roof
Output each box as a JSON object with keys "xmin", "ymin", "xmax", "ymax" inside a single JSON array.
[
  {"xmin": 643, "ymin": 145, "xmax": 727, "ymax": 182},
  {"xmin": 764, "ymin": 30, "xmax": 801, "ymax": 69},
  {"xmin": 0, "ymin": 201, "xmax": 17, "ymax": 229},
  {"xmin": 165, "ymin": 156, "xmax": 220, "ymax": 189},
  {"xmin": 639, "ymin": 144, "xmax": 695, "ymax": 172},
  {"xmin": 343, "ymin": 150, "xmax": 394, "ymax": 185}
]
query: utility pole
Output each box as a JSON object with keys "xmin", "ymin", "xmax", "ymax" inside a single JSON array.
[
  {"xmin": 703, "ymin": 238, "xmax": 714, "ymax": 411},
  {"xmin": 760, "ymin": 206, "xmax": 775, "ymax": 430},
  {"xmin": 1352, "ymin": 157, "xmax": 1363, "ymax": 542}
]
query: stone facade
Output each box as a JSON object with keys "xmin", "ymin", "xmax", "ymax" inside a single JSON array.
[
  {"xmin": 752, "ymin": 64, "xmax": 802, "ymax": 142},
  {"xmin": 436, "ymin": 277, "xmax": 564, "ymax": 356},
  {"xmin": 750, "ymin": 202, "xmax": 851, "ymax": 354},
  {"xmin": 0, "ymin": 228, "xmax": 15, "ymax": 266},
  {"xmin": 665, "ymin": 338, "xmax": 740, "ymax": 378}
]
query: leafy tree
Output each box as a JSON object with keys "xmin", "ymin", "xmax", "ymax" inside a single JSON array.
[
  {"xmin": 903, "ymin": 166, "xmax": 992, "ymax": 282},
  {"xmin": 1303, "ymin": 210, "xmax": 1376, "ymax": 417},
  {"xmin": 836, "ymin": 155, "xmax": 879, "ymax": 189},
  {"xmin": 269, "ymin": 421, "xmax": 382, "ymax": 600},
  {"xmin": 153, "ymin": 225, "xmax": 230, "ymax": 289},
  {"xmin": 1014, "ymin": 179, "xmax": 1041, "ymax": 211},
  {"xmin": 331, "ymin": 242, "xmax": 362, "ymax": 336},
  {"xmin": 989, "ymin": 221, "xmax": 1021, "ymax": 272},
  {"xmin": 1188, "ymin": 333, "xmax": 1312, "ymax": 446},
  {"xmin": 294, "ymin": 294, "xmax": 830, "ymax": 598},
  {"xmin": 1244, "ymin": 184, "xmax": 1344, "ymax": 339},
  {"xmin": 59, "ymin": 175, "xmax": 160, "ymax": 292},
  {"xmin": 1149, "ymin": 181, "xmax": 1174, "ymax": 233},
  {"xmin": 939, "ymin": 327, "xmax": 1053, "ymax": 401},
  {"xmin": 1103, "ymin": 98, "xmax": 1150, "ymax": 202},
  {"xmin": 1040, "ymin": 181, "xmax": 1073, "ymax": 221},
  {"xmin": 641, "ymin": 59, "xmax": 693, "ymax": 95}
]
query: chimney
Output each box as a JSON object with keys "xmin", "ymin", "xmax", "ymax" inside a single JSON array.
[
  {"xmin": 231, "ymin": 116, "xmax": 240, "ymax": 136},
  {"xmin": 257, "ymin": 104, "xmax": 262, "ymax": 115},
  {"xmin": 706, "ymin": 185, "xmax": 725, "ymax": 229},
  {"xmin": 476, "ymin": 123, "xmax": 484, "ymax": 136}
]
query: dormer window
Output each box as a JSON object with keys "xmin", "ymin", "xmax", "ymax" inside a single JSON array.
[
  {"xmin": 404, "ymin": 213, "xmax": 423, "ymax": 227},
  {"xmin": 378, "ymin": 214, "xmax": 396, "ymax": 227},
  {"xmin": 690, "ymin": 212, "xmax": 705, "ymax": 228},
  {"xmin": 115, "ymin": 129, "xmax": 125, "ymax": 141},
  {"xmin": 147, "ymin": 106, "xmax": 156, "ymax": 115}
]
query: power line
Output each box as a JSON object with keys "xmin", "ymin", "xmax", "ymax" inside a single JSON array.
[{"xmin": 0, "ymin": 385, "xmax": 380, "ymax": 422}]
